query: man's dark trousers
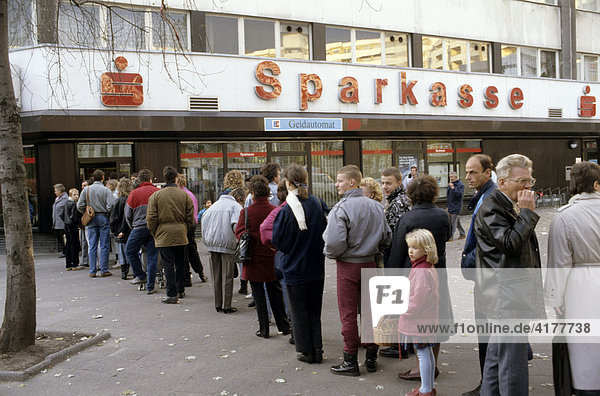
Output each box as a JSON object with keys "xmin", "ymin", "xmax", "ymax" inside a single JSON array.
[
  {"xmin": 186, "ymin": 225, "xmax": 205, "ymax": 278},
  {"xmin": 160, "ymin": 245, "xmax": 186, "ymax": 298}
]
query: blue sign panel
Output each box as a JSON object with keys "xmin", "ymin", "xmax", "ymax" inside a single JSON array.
[{"xmin": 264, "ymin": 118, "xmax": 343, "ymax": 131}]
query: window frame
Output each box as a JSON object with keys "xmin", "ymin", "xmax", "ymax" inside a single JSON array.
[
  {"xmin": 501, "ymin": 45, "xmax": 560, "ymax": 78},
  {"xmin": 576, "ymin": 53, "xmax": 600, "ymax": 81}
]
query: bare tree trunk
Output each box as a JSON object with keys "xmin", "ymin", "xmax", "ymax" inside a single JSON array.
[{"xmin": 0, "ymin": 0, "xmax": 37, "ymax": 353}]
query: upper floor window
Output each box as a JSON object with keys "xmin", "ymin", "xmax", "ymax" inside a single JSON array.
[
  {"xmin": 501, "ymin": 45, "xmax": 558, "ymax": 78},
  {"xmin": 8, "ymin": 0, "xmax": 34, "ymax": 48},
  {"xmin": 522, "ymin": 0, "xmax": 557, "ymax": 4},
  {"xmin": 423, "ymin": 36, "xmax": 490, "ymax": 73},
  {"xmin": 57, "ymin": 2, "xmax": 188, "ymax": 51},
  {"xmin": 576, "ymin": 0, "xmax": 600, "ymax": 11},
  {"xmin": 245, "ymin": 19, "xmax": 275, "ymax": 57},
  {"xmin": 280, "ymin": 23, "xmax": 310, "ymax": 60},
  {"xmin": 326, "ymin": 26, "xmax": 409, "ymax": 66},
  {"xmin": 206, "ymin": 15, "xmax": 238, "ymax": 55},
  {"xmin": 576, "ymin": 53, "xmax": 599, "ymax": 81}
]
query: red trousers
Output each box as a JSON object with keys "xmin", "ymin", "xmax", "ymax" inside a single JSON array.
[{"xmin": 336, "ymin": 260, "xmax": 376, "ymax": 354}]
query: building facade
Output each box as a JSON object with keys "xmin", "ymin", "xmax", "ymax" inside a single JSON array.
[{"xmin": 7, "ymin": 0, "xmax": 600, "ymax": 232}]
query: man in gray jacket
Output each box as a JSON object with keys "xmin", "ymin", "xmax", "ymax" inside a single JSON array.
[
  {"xmin": 323, "ymin": 165, "xmax": 391, "ymax": 377},
  {"xmin": 77, "ymin": 170, "xmax": 115, "ymax": 277},
  {"xmin": 202, "ymin": 187, "xmax": 243, "ymax": 313}
]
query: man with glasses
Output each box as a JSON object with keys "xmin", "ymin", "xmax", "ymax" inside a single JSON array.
[{"xmin": 473, "ymin": 154, "xmax": 545, "ymax": 396}]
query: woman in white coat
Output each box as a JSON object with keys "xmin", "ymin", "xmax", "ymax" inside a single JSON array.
[{"xmin": 545, "ymin": 161, "xmax": 600, "ymax": 395}]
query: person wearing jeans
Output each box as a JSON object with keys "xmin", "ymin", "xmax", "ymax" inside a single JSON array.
[
  {"xmin": 77, "ymin": 170, "xmax": 115, "ymax": 277},
  {"xmin": 125, "ymin": 169, "xmax": 159, "ymax": 293}
]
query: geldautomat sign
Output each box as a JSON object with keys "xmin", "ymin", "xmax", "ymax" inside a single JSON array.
[{"xmin": 264, "ymin": 118, "xmax": 342, "ymax": 131}]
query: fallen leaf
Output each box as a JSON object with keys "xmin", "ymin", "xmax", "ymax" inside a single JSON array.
[
  {"xmin": 311, "ymin": 371, "xmax": 318, "ymax": 375},
  {"xmin": 183, "ymin": 338, "xmax": 189, "ymax": 341},
  {"xmin": 204, "ymin": 335, "xmax": 211, "ymax": 338},
  {"xmin": 168, "ymin": 343, "xmax": 175, "ymax": 347},
  {"xmin": 275, "ymin": 378, "xmax": 286, "ymax": 383},
  {"xmin": 295, "ymin": 367, "xmax": 302, "ymax": 371},
  {"xmin": 18, "ymin": 384, "xmax": 25, "ymax": 388},
  {"xmin": 92, "ymin": 314, "xmax": 103, "ymax": 319},
  {"xmin": 122, "ymin": 391, "xmax": 137, "ymax": 395},
  {"xmin": 220, "ymin": 391, "xmax": 230, "ymax": 396},
  {"xmin": 112, "ymin": 319, "xmax": 119, "ymax": 322},
  {"xmin": 186, "ymin": 356, "xmax": 196, "ymax": 361},
  {"xmin": 55, "ymin": 373, "xmax": 62, "ymax": 377},
  {"xmin": 440, "ymin": 350, "xmax": 450, "ymax": 354},
  {"xmin": 441, "ymin": 363, "xmax": 450, "ymax": 366},
  {"xmin": 41, "ymin": 369, "xmax": 47, "ymax": 373},
  {"xmin": 116, "ymin": 368, "xmax": 125, "ymax": 372},
  {"xmin": 213, "ymin": 376, "xmax": 223, "ymax": 381},
  {"xmin": 55, "ymin": 337, "xmax": 64, "ymax": 341},
  {"xmin": 220, "ymin": 354, "xmax": 230, "ymax": 359},
  {"xmin": 540, "ymin": 383, "xmax": 554, "ymax": 387},
  {"xmin": 375, "ymin": 385, "xmax": 384, "ymax": 390}
]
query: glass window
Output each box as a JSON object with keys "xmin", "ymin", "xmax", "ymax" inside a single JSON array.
[
  {"xmin": 180, "ymin": 143, "xmax": 224, "ymax": 204},
  {"xmin": 24, "ymin": 146, "xmax": 38, "ymax": 228},
  {"xmin": 272, "ymin": 142, "xmax": 306, "ymax": 152},
  {"xmin": 470, "ymin": 42, "xmax": 490, "ymax": 73},
  {"xmin": 362, "ymin": 140, "xmax": 392, "ymax": 180},
  {"xmin": 151, "ymin": 11, "xmax": 188, "ymax": 51},
  {"xmin": 226, "ymin": 142, "xmax": 267, "ymax": 180},
  {"xmin": 454, "ymin": 141, "xmax": 482, "ymax": 197},
  {"xmin": 356, "ymin": 30, "xmax": 381, "ymax": 65},
  {"xmin": 206, "ymin": 15, "xmax": 238, "ymax": 55},
  {"xmin": 77, "ymin": 144, "xmax": 132, "ymax": 158},
  {"xmin": 540, "ymin": 50, "xmax": 556, "ymax": 78},
  {"xmin": 384, "ymin": 32, "xmax": 409, "ymax": 67},
  {"xmin": 58, "ymin": 2, "xmax": 101, "ymax": 47},
  {"xmin": 520, "ymin": 47, "xmax": 538, "ymax": 77},
  {"xmin": 577, "ymin": 0, "xmax": 600, "ymax": 11},
  {"xmin": 422, "ymin": 36, "xmax": 444, "ymax": 70},
  {"xmin": 326, "ymin": 27, "xmax": 351, "ymax": 63},
  {"xmin": 501, "ymin": 46, "xmax": 518, "ymax": 75},
  {"xmin": 280, "ymin": 23, "xmax": 309, "ymax": 60},
  {"xmin": 8, "ymin": 0, "xmax": 33, "ymax": 48},
  {"xmin": 311, "ymin": 141, "xmax": 343, "ymax": 208},
  {"xmin": 106, "ymin": 7, "xmax": 146, "ymax": 50},
  {"xmin": 244, "ymin": 18, "xmax": 275, "ymax": 58},
  {"xmin": 427, "ymin": 142, "xmax": 454, "ymax": 199},
  {"xmin": 584, "ymin": 55, "xmax": 599, "ymax": 81},
  {"xmin": 447, "ymin": 39, "xmax": 467, "ymax": 72}
]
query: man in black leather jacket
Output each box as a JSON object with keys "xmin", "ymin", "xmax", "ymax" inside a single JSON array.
[{"xmin": 474, "ymin": 154, "xmax": 545, "ymax": 396}]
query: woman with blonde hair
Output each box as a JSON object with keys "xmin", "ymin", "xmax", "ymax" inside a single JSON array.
[{"xmin": 360, "ymin": 177, "xmax": 384, "ymax": 203}]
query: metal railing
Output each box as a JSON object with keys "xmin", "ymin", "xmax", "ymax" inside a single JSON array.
[{"xmin": 535, "ymin": 187, "xmax": 569, "ymax": 207}]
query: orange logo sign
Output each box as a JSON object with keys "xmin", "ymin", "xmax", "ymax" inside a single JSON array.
[{"xmin": 101, "ymin": 57, "xmax": 143, "ymax": 106}]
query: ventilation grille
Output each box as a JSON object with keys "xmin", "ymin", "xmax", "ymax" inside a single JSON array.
[
  {"xmin": 189, "ymin": 97, "xmax": 219, "ymax": 111},
  {"xmin": 548, "ymin": 108, "xmax": 562, "ymax": 118}
]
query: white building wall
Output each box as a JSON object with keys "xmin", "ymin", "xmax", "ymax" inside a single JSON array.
[{"xmin": 10, "ymin": 47, "xmax": 599, "ymax": 122}]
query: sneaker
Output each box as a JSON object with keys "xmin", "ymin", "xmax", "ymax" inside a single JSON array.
[
  {"xmin": 162, "ymin": 297, "xmax": 178, "ymax": 304},
  {"xmin": 72, "ymin": 266, "xmax": 84, "ymax": 271},
  {"xmin": 245, "ymin": 294, "xmax": 253, "ymax": 300},
  {"xmin": 146, "ymin": 289, "xmax": 156, "ymax": 295},
  {"xmin": 89, "ymin": 273, "xmax": 97, "ymax": 278},
  {"xmin": 129, "ymin": 277, "xmax": 146, "ymax": 285},
  {"xmin": 65, "ymin": 267, "xmax": 73, "ymax": 271},
  {"xmin": 100, "ymin": 272, "xmax": 113, "ymax": 277}
]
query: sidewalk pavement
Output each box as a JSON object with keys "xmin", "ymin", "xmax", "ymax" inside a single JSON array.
[{"xmin": 0, "ymin": 208, "xmax": 558, "ymax": 395}]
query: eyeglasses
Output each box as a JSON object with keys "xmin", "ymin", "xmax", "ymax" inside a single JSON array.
[{"xmin": 505, "ymin": 177, "xmax": 536, "ymax": 187}]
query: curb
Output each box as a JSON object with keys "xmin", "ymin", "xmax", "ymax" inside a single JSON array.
[{"xmin": 0, "ymin": 330, "xmax": 111, "ymax": 381}]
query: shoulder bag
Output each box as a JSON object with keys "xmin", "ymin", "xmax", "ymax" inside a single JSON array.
[
  {"xmin": 237, "ymin": 208, "xmax": 252, "ymax": 262},
  {"xmin": 81, "ymin": 187, "xmax": 96, "ymax": 226}
]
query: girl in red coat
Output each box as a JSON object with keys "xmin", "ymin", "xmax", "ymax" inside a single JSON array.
[{"xmin": 398, "ymin": 229, "xmax": 439, "ymax": 396}]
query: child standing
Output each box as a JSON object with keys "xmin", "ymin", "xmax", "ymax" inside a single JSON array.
[{"xmin": 398, "ymin": 229, "xmax": 439, "ymax": 396}]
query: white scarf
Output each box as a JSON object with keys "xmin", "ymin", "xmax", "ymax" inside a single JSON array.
[{"xmin": 286, "ymin": 189, "xmax": 307, "ymax": 230}]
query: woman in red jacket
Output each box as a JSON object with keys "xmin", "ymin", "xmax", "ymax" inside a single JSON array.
[{"xmin": 235, "ymin": 175, "xmax": 291, "ymax": 338}]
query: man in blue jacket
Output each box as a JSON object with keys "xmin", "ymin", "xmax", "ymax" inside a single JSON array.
[
  {"xmin": 446, "ymin": 171, "xmax": 466, "ymax": 241},
  {"xmin": 461, "ymin": 154, "xmax": 496, "ymax": 396}
]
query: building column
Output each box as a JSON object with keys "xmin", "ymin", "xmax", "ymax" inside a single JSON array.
[
  {"xmin": 312, "ymin": 23, "xmax": 326, "ymax": 61},
  {"xmin": 491, "ymin": 42, "xmax": 503, "ymax": 74},
  {"xmin": 411, "ymin": 33, "xmax": 423, "ymax": 68},
  {"xmin": 560, "ymin": 0, "xmax": 577, "ymax": 79}
]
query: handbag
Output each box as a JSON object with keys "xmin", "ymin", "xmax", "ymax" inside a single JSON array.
[
  {"xmin": 237, "ymin": 208, "xmax": 251, "ymax": 262},
  {"xmin": 81, "ymin": 187, "xmax": 95, "ymax": 226}
]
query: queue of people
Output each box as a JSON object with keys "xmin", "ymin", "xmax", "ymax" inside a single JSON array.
[{"xmin": 49, "ymin": 157, "xmax": 600, "ymax": 396}]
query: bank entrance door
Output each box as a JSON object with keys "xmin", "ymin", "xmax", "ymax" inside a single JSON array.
[{"xmin": 77, "ymin": 143, "xmax": 133, "ymax": 183}]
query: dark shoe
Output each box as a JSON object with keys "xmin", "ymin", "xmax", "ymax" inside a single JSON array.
[
  {"xmin": 255, "ymin": 330, "xmax": 269, "ymax": 338},
  {"xmin": 379, "ymin": 345, "xmax": 400, "ymax": 358},
  {"xmin": 398, "ymin": 370, "xmax": 421, "ymax": 381},
  {"xmin": 215, "ymin": 307, "xmax": 223, "ymax": 313},
  {"xmin": 130, "ymin": 277, "xmax": 146, "ymax": 284},
  {"xmin": 238, "ymin": 286, "xmax": 248, "ymax": 295},
  {"xmin": 162, "ymin": 297, "xmax": 178, "ymax": 304},
  {"xmin": 82, "ymin": 263, "xmax": 90, "ymax": 267},
  {"xmin": 435, "ymin": 367, "xmax": 440, "ymax": 378},
  {"xmin": 313, "ymin": 349, "xmax": 323, "ymax": 364},
  {"xmin": 289, "ymin": 336, "xmax": 295, "ymax": 345},
  {"xmin": 458, "ymin": 235, "xmax": 466, "ymax": 240},
  {"xmin": 146, "ymin": 289, "xmax": 156, "ymax": 295},
  {"xmin": 184, "ymin": 277, "xmax": 192, "ymax": 287},
  {"xmin": 177, "ymin": 292, "xmax": 185, "ymax": 299},
  {"xmin": 365, "ymin": 346, "xmax": 378, "ymax": 373},
  {"xmin": 121, "ymin": 264, "xmax": 129, "ymax": 280},
  {"xmin": 89, "ymin": 273, "xmax": 97, "ymax": 278},
  {"xmin": 121, "ymin": 273, "xmax": 128, "ymax": 280},
  {"xmin": 100, "ymin": 272, "xmax": 113, "ymax": 277},
  {"xmin": 223, "ymin": 307, "xmax": 237, "ymax": 314},
  {"xmin": 200, "ymin": 274, "xmax": 208, "ymax": 283},
  {"xmin": 330, "ymin": 352, "xmax": 359, "ymax": 376},
  {"xmin": 297, "ymin": 353, "xmax": 314, "ymax": 363},
  {"xmin": 281, "ymin": 328, "xmax": 292, "ymax": 336},
  {"xmin": 461, "ymin": 383, "xmax": 481, "ymax": 396},
  {"xmin": 248, "ymin": 300, "xmax": 256, "ymax": 308}
]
